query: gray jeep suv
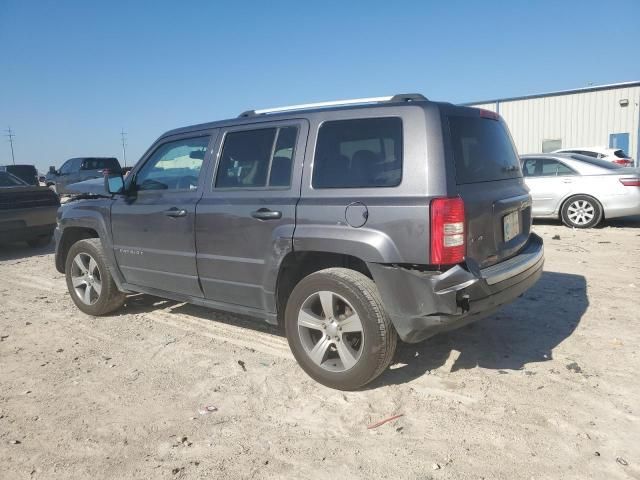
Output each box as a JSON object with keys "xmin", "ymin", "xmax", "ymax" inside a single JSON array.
[{"xmin": 55, "ymin": 94, "xmax": 544, "ymax": 390}]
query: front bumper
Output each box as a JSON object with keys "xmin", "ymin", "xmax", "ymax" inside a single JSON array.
[{"xmin": 368, "ymin": 233, "xmax": 544, "ymax": 343}]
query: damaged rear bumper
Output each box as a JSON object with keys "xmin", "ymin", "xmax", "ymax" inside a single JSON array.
[{"xmin": 368, "ymin": 233, "xmax": 544, "ymax": 343}]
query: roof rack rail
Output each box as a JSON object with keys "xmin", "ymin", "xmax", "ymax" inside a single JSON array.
[{"xmin": 238, "ymin": 93, "xmax": 427, "ymax": 117}]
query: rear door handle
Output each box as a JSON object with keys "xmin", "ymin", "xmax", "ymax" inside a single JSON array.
[
  {"xmin": 251, "ymin": 208, "xmax": 282, "ymax": 220},
  {"xmin": 164, "ymin": 207, "xmax": 187, "ymax": 217}
]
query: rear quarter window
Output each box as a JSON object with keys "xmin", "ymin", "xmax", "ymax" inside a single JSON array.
[
  {"xmin": 312, "ymin": 117, "xmax": 402, "ymax": 189},
  {"xmin": 448, "ymin": 115, "xmax": 522, "ymax": 184}
]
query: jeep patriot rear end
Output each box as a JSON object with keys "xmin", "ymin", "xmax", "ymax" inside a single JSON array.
[{"xmin": 55, "ymin": 94, "xmax": 543, "ymax": 390}]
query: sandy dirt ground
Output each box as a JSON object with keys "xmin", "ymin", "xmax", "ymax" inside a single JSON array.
[{"xmin": 1, "ymin": 218, "xmax": 639, "ymax": 480}]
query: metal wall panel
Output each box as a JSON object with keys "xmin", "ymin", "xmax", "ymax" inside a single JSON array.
[{"xmin": 469, "ymin": 85, "xmax": 640, "ymax": 161}]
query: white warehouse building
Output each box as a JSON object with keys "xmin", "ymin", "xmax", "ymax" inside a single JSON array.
[{"xmin": 466, "ymin": 80, "xmax": 640, "ymax": 165}]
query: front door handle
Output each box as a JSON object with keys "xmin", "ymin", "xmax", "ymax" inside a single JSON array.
[
  {"xmin": 164, "ymin": 207, "xmax": 187, "ymax": 217},
  {"xmin": 251, "ymin": 208, "xmax": 282, "ymax": 220}
]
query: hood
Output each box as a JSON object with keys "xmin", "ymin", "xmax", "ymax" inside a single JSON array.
[{"xmin": 65, "ymin": 177, "xmax": 108, "ymax": 195}]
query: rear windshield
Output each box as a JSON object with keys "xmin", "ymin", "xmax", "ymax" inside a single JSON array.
[
  {"xmin": 0, "ymin": 171, "xmax": 27, "ymax": 187},
  {"xmin": 2, "ymin": 165, "xmax": 38, "ymax": 185},
  {"xmin": 448, "ymin": 115, "xmax": 522, "ymax": 184},
  {"xmin": 613, "ymin": 149, "xmax": 629, "ymax": 159},
  {"xmin": 568, "ymin": 154, "xmax": 622, "ymax": 169}
]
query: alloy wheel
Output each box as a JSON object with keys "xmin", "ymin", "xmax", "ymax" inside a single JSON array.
[
  {"xmin": 567, "ymin": 199, "xmax": 595, "ymax": 226},
  {"xmin": 70, "ymin": 252, "xmax": 102, "ymax": 305},
  {"xmin": 297, "ymin": 290, "xmax": 364, "ymax": 372}
]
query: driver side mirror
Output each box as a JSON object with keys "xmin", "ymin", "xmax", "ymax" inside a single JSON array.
[{"xmin": 105, "ymin": 172, "xmax": 125, "ymax": 194}]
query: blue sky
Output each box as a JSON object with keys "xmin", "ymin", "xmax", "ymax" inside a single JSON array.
[{"xmin": 1, "ymin": 0, "xmax": 639, "ymax": 172}]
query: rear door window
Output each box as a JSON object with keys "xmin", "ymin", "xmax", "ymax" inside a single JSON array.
[
  {"xmin": 541, "ymin": 159, "xmax": 575, "ymax": 176},
  {"xmin": 448, "ymin": 115, "xmax": 522, "ymax": 184},
  {"xmin": 312, "ymin": 117, "xmax": 402, "ymax": 189},
  {"xmin": 215, "ymin": 126, "xmax": 298, "ymax": 189}
]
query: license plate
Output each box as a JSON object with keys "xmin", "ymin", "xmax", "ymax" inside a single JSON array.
[{"xmin": 503, "ymin": 211, "xmax": 520, "ymax": 242}]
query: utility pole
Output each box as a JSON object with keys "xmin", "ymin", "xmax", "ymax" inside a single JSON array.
[
  {"xmin": 120, "ymin": 129, "xmax": 127, "ymax": 167},
  {"xmin": 5, "ymin": 127, "xmax": 16, "ymax": 165}
]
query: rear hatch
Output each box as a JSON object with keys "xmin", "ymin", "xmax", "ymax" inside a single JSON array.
[{"xmin": 442, "ymin": 106, "xmax": 531, "ymax": 269}]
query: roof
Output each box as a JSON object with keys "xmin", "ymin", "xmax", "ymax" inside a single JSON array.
[
  {"xmin": 463, "ymin": 80, "xmax": 640, "ymax": 106},
  {"xmin": 162, "ymin": 94, "xmax": 442, "ymax": 138}
]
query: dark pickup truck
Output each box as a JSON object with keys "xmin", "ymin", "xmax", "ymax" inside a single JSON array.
[{"xmin": 0, "ymin": 171, "xmax": 60, "ymax": 247}]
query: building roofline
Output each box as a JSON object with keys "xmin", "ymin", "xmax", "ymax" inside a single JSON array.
[{"xmin": 462, "ymin": 80, "xmax": 640, "ymax": 106}]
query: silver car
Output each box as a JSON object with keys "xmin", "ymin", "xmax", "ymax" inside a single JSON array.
[{"xmin": 521, "ymin": 153, "xmax": 640, "ymax": 228}]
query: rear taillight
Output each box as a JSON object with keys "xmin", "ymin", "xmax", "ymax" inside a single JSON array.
[
  {"xmin": 620, "ymin": 177, "xmax": 640, "ymax": 187},
  {"xmin": 430, "ymin": 197, "xmax": 465, "ymax": 265},
  {"xmin": 479, "ymin": 109, "xmax": 499, "ymax": 121},
  {"xmin": 613, "ymin": 159, "xmax": 632, "ymax": 166}
]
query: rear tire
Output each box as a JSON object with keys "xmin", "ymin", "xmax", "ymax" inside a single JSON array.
[
  {"xmin": 284, "ymin": 268, "xmax": 397, "ymax": 390},
  {"xmin": 561, "ymin": 195, "xmax": 602, "ymax": 228},
  {"xmin": 65, "ymin": 238, "xmax": 125, "ymax": 315}
]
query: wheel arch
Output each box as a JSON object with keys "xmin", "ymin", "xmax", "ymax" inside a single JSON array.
[{"xmin": 274, "ymin": 250, "xmax": 372, "ymax": 325}]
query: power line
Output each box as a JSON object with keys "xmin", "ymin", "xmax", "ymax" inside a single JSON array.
[
  {"xmin": 4, "ymin": 127, "xmax": 15, "ymax": 165},
  {"xmin": 120, "ymin": 129, "xmax": 127, "ymax": 168}
]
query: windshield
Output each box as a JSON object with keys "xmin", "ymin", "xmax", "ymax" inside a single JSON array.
[
  {"xmin": 568, "ymin": 154, "xmax": 623, "ymax": 170},
  {"xmin": 448, "ymin": 115, "xmax": 522, "ymax": 184}
]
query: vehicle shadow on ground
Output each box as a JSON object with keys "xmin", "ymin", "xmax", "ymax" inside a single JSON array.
[
  {"xmin": 604, "ymin": 215, "xmax": 640, "ymax": 228},
  {"xmin": 0, "ymin": 241, "xmax": 55, "ymax": 261},
  {"xmin": 533, "ymin": 216, "xmax": 640, "ymax": 229},
  {"xmin": 115, "ymin": 271, "xmax": 587, "ymax": 389},
  {"xmin": 122, "ymin": 293, "xmax": 179, "ymax": 314},
  {"xmin": 170, "ymin": 303, "xmax": 284, "ymax": 337},
  {"xmin": 122, "ymin": 293, "xmax": 284, "ymax": 337},
  {"xmin": 369, "ymin": 270, "xmax": 588, "ymax": 389}
]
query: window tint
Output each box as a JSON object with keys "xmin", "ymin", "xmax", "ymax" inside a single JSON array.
[
  {"xmin": 577, "ymin": 150, "xmax": 598, "ymax": 158},
  {"xmin": 449, "ymin": 116, "xmax": 521, "ymax": 184},
  {"xmin": 613, "ymin": 149, "xmax": 629, "ymax": 158},
  {"xmin": 4, "ymin": 165, "xmax": 38, "ymax": 185},
  {"xmin": 59, "ymin": 160, "xmax": 74, "ymax": 175},
  {"xmin": 216, "ymin": 126, "xmax": 298, "ymax": 188},
  {"xmin": 269, "ymin": 126, "xmax": 297, "ymax": 187},
  {"xmin": 540, "ymin": 159, "xmax": 574, "ymax": 176},
  {"xmin": 0, "ymin": 171, "xmax": 27, "ymax": 187},
  {"xmin": 135, "ymin": 137, "xmax": 209, "ymax": 191},
  {"xmin": 82, "ymin": 158, "xmax": 121, "ymax": 171},
  {"xmin": 522, "ymin": 159, "xmax": 537, "ymax": 177},
  {"xmin": 313, "ymin": 117, "xmax": 402, "ymax": 189}
]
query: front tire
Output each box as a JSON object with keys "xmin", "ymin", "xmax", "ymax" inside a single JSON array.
[
  {"xmin": 561, "ymin": 195, "xmax": 602, "ymax": 228},
  {"xmin": 65, "ymin": 238, "xmax": 125, "ymax": 315},
  {"xmin": 284, "ymin": 268, "xmax": 397, "ymax": 390}
]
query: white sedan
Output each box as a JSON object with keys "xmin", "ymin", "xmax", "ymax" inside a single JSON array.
[{"xmin": 521, "ymin": 153, "xmax": 640, "ymax": 228}]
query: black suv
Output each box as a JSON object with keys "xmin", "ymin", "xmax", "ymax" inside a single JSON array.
[{"xmin": 55, "ymin": 94, "xmax": 544, "ymax": 389}]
